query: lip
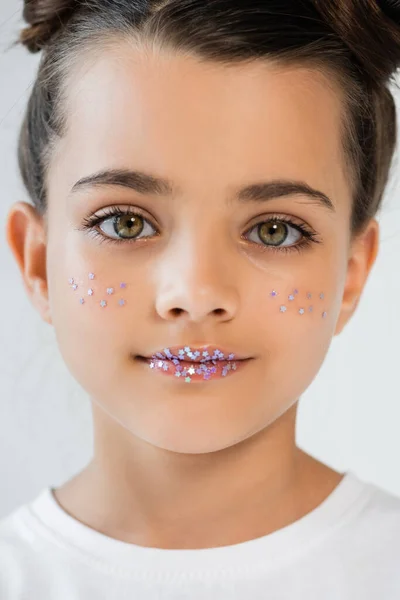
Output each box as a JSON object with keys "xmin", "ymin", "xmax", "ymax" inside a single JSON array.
[
  {"xmin": 141, "ymin": 344, "xmax": 250, "ymax": 363},
  {"xmin": 138, "ymin": 355, "xmax": 252, "ymax": 382}
]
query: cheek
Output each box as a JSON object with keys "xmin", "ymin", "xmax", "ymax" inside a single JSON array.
[
  {"xmin": 267, "ymin": 287, "xmax": 329, "ymax": 320},
  {"xmin": 259, "ymin": 286, "xmax": 336, "ymax": 362},
  {"xmin": 49, "ymin": 263, "xmax": 335, "ymax": 395},
  {"xmin": 54, "ymin": 274, "xmax": 333, "ymax": 350},
  {"xmin": 55, "ymin": 271, "xmax": 130, "ymax": 332},
  {"xmin": 67, "ymin": 272, "xmax": 128, "ymax": 308},
  {"xmin": 48, "ymin": 269, "xmax": 138, "ymax": 391},
  {"xmin": 255, "ymin": 284, "xmax": 337, "ymax": 401}
]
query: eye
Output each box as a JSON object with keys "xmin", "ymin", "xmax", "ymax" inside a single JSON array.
[
  {"xmin": 243, "ymin": 216, "xmax": 320, "ymax": 255},
  {"xmin": 80, "ymin": 206, "xmax": 158, "ymax": 245},
  {"xmin": 79, "ymin": 207, "xmax": 321, "ymax": 254}
]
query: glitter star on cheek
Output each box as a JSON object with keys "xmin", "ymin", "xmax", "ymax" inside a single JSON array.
[{"xmin": 187, "ymin": 367, "xmax": 196, "ymax": 375}]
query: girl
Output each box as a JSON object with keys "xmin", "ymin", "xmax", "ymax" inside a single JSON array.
[{"xmin": 1, "ymin": 0, "xmax": 400, "ymax": 597}]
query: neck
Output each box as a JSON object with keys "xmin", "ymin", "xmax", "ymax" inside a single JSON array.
[{"xmin": 53, "ymin": 402, "xmax": 342, "ymax": 549}]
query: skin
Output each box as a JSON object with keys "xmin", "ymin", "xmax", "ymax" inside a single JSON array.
[{"xmin": 6, "ymin": 44, "xmax": 379, "ymax": 550}]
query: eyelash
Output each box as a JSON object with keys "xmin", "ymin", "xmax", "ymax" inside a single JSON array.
[{"xmin": 79, "ymin": 206, "xmax": 321, "ymax": 255}]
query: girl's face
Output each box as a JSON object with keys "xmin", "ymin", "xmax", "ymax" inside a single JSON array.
[{"xmin": 17, "ymin": 46, "xmax": 379, "ymax": 453}]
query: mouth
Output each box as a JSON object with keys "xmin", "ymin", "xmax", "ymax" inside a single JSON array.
[
  {"xmin": 135, "ymin": 353, "xmax": 253, "ymax": 383},
  {"xmin": 139, "ymin": 345, "xmax": 250, "ymax": 363}
]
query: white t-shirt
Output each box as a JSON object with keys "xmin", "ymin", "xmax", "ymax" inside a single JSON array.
[{"xmin": 1, "ymin": 471, "xmax": 400, "ymax": 599}]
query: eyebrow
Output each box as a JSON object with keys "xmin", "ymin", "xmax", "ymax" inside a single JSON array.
[{"xmin": 70, "ymin": 168, "xmax": 335, "ymax": 212}]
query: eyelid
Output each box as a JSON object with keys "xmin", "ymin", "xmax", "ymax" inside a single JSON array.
[
  {"xmin": 245, "ymin": 211, "xmax": 315, "ymax": 233},
  {"xmin": 84, "ymin": 204, "xmax": 158, "ymax": 225}
]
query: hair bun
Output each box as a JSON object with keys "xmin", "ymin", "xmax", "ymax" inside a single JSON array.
[
  {"xmin": 313, "ymin": 0, "xmax": 400, "ymax": 84},
  {"xmin": 19, "ymin": 0, "xmax": 80, "ymax": 53},
  {"xmin": 376, "ymin": 0, "xmax": 400, "ymax": 25}
]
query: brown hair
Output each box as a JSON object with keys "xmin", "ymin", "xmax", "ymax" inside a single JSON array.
[{"xmin": 15, "ymin": 0, "xmax": 400, "ymax": 238}]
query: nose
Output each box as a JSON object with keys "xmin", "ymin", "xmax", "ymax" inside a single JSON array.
[{"xmin": 154, "ymin": 234, "xmax": 239, "ymax": 324}]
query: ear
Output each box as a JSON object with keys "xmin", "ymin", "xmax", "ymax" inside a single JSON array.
[
  {"xmin": 5, "ymin": 201, "xmax": 52, "ymax": 325},
  {"xmin": 334, "ymin": 218, "xmax": 380, "ymax": 336}
]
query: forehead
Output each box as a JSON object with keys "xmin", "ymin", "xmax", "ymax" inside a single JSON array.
[{"xmin": 55, "ymin": 44, "xmax": 350, "ymax": 207}]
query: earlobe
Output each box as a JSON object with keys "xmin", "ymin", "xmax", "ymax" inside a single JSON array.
[
  {"xmin": 5, "ymin": 201, "xmax": 51, "ymax": 325},
  {"xmin": 334, "ymin": 219, "xmax": 380, "ymax": 336}
]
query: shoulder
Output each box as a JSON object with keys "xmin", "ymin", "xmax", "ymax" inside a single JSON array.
[
  {"xmin": 353, "ymin": 476, "xmax": 400, "ymax": 526},
  {"xmin": 0, "ymin": 490, "xmax": 52, "ymax": 596},
  {"xmin": 334, "ymin": 475, "xmax": 400, "ymax": 559}
]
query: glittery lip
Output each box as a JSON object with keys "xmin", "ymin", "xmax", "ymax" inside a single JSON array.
[
  {"xmin": 137, "ymin": 345, "xmax": 252, "ymax": 382},
  {"xmin": 140, "ymin": 356, "xmax": 250, "ymax": 382},
  {"xmin": 142, "ymin": 345, "xmax": 249, "ymax": 363}
]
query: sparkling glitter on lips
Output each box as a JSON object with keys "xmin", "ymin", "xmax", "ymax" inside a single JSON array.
[{"xmin": 147, "ymin": 347, "xmax": 239, "ymax": 383}]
